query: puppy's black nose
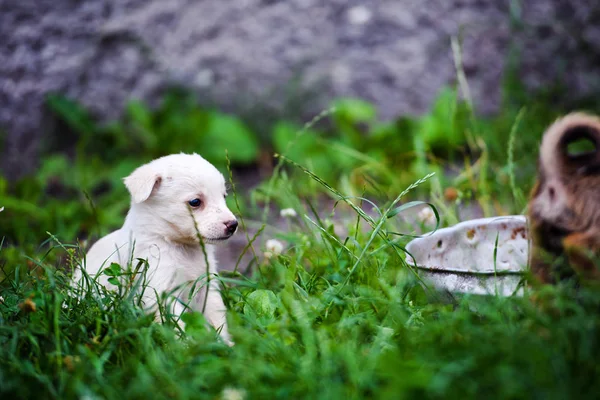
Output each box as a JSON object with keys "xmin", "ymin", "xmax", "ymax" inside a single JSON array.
[{"xmin": 224, "ymin": 220, "xmax": 238, "ymax": 236}]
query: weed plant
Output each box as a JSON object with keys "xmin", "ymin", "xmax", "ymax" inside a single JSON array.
[
  {"xmin": 1, "ymin": 165, "xmax": 600, "ymax": 399},
  {"xmin": 2, "ymin": 78, "xmax": 600, "ymax": 398}
]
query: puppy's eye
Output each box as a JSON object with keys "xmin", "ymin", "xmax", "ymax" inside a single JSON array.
[{"xmin": 188, "ymin": 198, "xmax": 202, "ymax": 208}]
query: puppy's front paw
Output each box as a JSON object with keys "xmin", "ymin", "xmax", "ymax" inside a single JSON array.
[{"xmin": 219, "ymin": 329, "xmax": 234, "ymax": 346}]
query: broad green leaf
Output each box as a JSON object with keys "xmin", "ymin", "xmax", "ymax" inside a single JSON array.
[
  {"xmin": 107, "ymin": 277, "xmax": 120, "ymax": 286},
  {"xmin": 333, "ymin": 98, "xmax": 377, "ymax": 122},
  {"xmin": 46, "ymin": 94, "xmax": 96, "ymax": 135},
  {"xmin": 203, "ymin": 112, "xmax": 259, "ymax": 164},
  {"xmin": 244, "ymin": 289, "xmax": 278, "ymax": 319}
]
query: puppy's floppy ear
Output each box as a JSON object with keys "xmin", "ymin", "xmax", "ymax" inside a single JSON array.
[{"xmin": 123, "ymin": 164, "xmax": 162, "ymax": 204}]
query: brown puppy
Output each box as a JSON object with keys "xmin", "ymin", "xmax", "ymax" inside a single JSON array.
[{"xmin": 528, "ymin": 113, "xmax": 600, "ymax": 284}]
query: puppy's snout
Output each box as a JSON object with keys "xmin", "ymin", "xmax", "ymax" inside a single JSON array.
[{"xmin": 224, "ymin": 220, "xmax": 238, "ymax": 236}]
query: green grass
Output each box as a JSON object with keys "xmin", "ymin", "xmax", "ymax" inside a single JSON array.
[
  {"xmin": 2, "ymin": 82, "xmax": 600, "ymax": 398},
  {"xmin": 1, "ymin": 187, "xmax": 600, "ymax": 399}
]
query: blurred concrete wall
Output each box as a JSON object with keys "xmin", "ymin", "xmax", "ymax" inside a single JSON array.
[{"xmin": 2, "ymin": 0, "xmax": 600, "ymax": 176}]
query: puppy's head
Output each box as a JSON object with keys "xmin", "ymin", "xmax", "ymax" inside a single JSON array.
[
  {"xmin": 530, "ymin": 113, "xmax": 600, "ymax": 231},
  {"xmin": 124, "ymin": 153, "xmax": 238, "ymax": 244}
]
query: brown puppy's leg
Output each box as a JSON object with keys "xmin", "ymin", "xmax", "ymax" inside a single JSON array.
[{"xmin": 563, "ymin": 231, "xmax": 600, "ymax": 281}]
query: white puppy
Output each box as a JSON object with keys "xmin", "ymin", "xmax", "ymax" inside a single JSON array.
[{"xmin": 78, "ymin": 153, "xmax": 238, "ymax": 344}]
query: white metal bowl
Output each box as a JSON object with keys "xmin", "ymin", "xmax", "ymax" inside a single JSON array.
[{"xmin": 405, "ymin": 215, "xmax": 529, "ymax": 296}]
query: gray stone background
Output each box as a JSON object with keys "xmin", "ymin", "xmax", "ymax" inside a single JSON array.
[{"xmin": 2, "ymin": 0, "xmax": 600, "ymax": 177}]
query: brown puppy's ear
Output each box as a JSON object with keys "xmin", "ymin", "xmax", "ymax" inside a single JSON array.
[
  {"xmin": 541, "ymin": 113, "xmax": 600, "ymax": 176},
  {"xmin": 123, "ymin": 164, "xmax": 162, "ymax": 204},
  {"xmin": 560, "ymin": 124, "xmax": 599, "ymax": 169}
]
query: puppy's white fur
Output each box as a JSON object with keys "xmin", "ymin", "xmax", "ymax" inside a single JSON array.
[{"xmin": 77, "ymin": 153, "xmax": 237, "ymax": 344}]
